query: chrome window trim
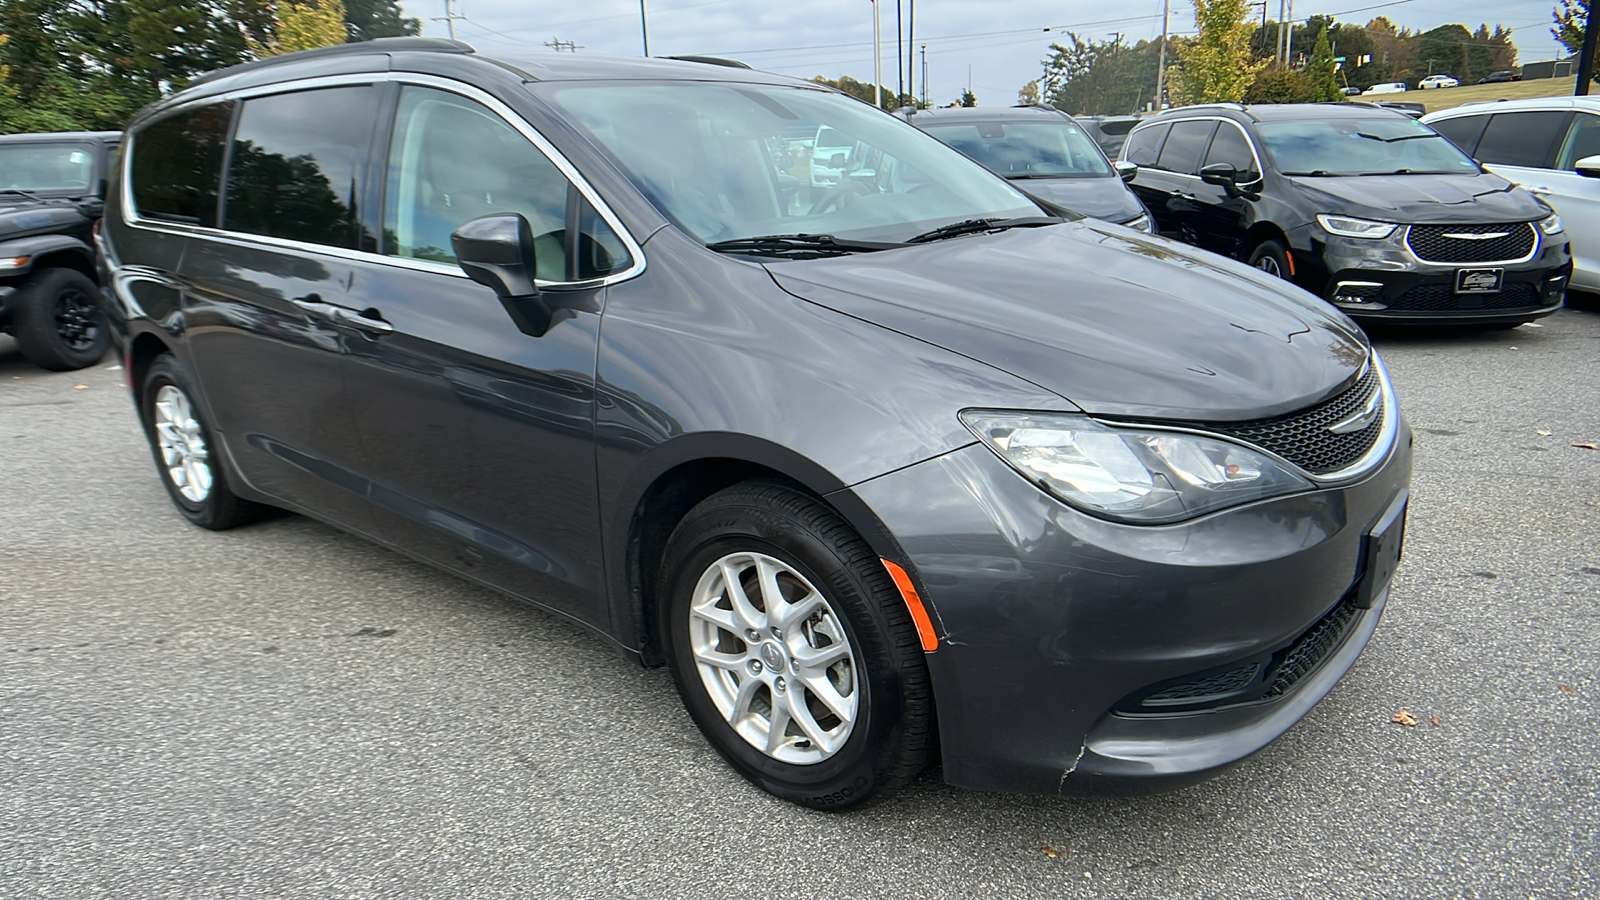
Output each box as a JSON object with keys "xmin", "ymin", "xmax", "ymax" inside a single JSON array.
[
  {"xmin": 1124, "ymin": 116, "xmax": 1266, "ymax": 186},
  {"xmin": 1402, "ymin": 222, "xmax": 1539, "ymax": 267},
  {"xmin": 120, "ymin": 71, "xmax": 647, "ymax": 290}
]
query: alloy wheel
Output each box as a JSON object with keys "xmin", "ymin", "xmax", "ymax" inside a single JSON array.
[
  {"xmin": 687, "ymin": 551, "xmax": 859, "ymax": 764},
  {"xmin": 153, "ymin": 385, "xmax": 213, "ymax": 503},
  {"xmin": 52, "ymin": 287, "xmax": 102, "ymax": 352}
]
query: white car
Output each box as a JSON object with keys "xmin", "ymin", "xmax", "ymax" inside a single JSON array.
[
  {"xmin": 1424, "ymin": 97, "xmax": 1600, "ymax": 293},
  {"xmin": 1362, "ymin": 82, "xmax": 1407, "ymax": 95},
  {"xmin": 1418, "ymin": 75, "xmax": 1459, "ymax": 89}
]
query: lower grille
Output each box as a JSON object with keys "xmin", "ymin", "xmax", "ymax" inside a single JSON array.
[
  {"xmin": 1387, "ymin": 282, "xmax": 1541, "ymax": 312},
  {"xmin": 1115, "ymin": 593, "xmax": 1365, "ymax": 714},
  {"xmin": 1204, "ymin": 363, "xmax": 1383, "ymax": 475}
]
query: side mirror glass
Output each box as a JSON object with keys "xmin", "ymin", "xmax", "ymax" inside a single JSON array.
[
  {"xmin": 1576, "ymin": 154, "xmax": 1600, "ymax": 178},
  {"xmin": 452, "ymin": 214, "xmax": 539, "ymax": 299},
  {"xmin": 1114, "ymin": 160, "xmax": 1138, "ymax": 183}
]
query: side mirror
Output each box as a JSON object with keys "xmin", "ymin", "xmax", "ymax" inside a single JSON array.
[
  {"xmin": 830, "ymin": 152, "xmax": 848, "ymax": 169},
  {"xmin": 451, "ymin": 214, "xmax": 553, "ymax": 337},
  {"xmin": 1576, "ymin": 154, "xmax": 1600, "ymax": 178},
  {"xmin": 1114, "ymin": 160, "xmax": 1138, "ymax": 183},
  {"xmin": 1199, "ymin": 162, "xmax": 1238, "ymax": 189}
]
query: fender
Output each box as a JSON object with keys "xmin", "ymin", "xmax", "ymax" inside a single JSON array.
[{"xmin": 0, "ymin": 233, "xmax": 95, "ymax": 279}]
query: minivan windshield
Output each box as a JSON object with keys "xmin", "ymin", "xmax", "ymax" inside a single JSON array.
[
  {"xmin": 539, "ymin": 82, "xmax": 1042, "ymax": 246},
  {"xmin": 0, "ymin": 142, "xmax": 96, "ymax": 194},
  {"xmin": 918, "ymin": 119, "xmax": 1113, "ymax": 178},
  {"xmin": 1260, "ymin": 116, "xmax": 1480, "ymax": 176}
]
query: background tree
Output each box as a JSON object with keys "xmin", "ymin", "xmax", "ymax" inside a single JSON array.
[
  {"xmin": 1167, "ymin": 0, "xmax": 1262, "ymax": 104},
  {"xmin": 1017, "ymin": 79, "xmax": 1040, "ymax": 106},
  {"xmin": 1039, "ymin": 34, "xmax": 1161, "ymax": 114},
  {"xmin": 1304, "ymin": 27, "xmax": 1341, "ymax": 99},
  {"xmin": 1553, "ymin": 0, "xmax": 1596, "ymax": 73},
  {"xmin": 960, "ymin": 88, "xmax": 977, "ymax": 107},
  {"xmin": 342, "ymin": 0, "xmax": 419, "ymax": 41},
  {"xmin": 248, "ymin": 0, "xmax": 348, "ymax": 57},
  {"xmin": 809, "ymin": 75, "xmax": 903, "ymax": 109}
]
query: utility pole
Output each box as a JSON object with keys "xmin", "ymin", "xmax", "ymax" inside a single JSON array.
[
  {"xmin": 907, "ymin": 0, "xmax": 916, "ymax": 107},
  {"xmin": 640, "ymin": 0, "xmax": 650, "ymax": 57},
  {"xmin": 544, "ymin": 38, "xmax": 582, "ymax": 52},
  {"xmin": 921, "ymin": 43, "xmax": 929, "ymax": 106},
  {"xmin": 1276, "ymin": 0, "xmax": 1286, "ymax": 64},
  {"xmin": 1155, "ymin": 0, "xmax": 1169, "ymax": 111},
  {"xmin": 872, "ymin": 0, "xmax": 882, "ymax": 108},
  {"xmin": 1285, "ymin": 0, "xmax": 1294, "ymax": 68},
  {"xmin": 1578, "ymin": 1, "xmax": 1598, "ymax": 96},
  {"xmin": 896, "ymin": 1, "xmax": 904, "ymax": 104},
  {"xmin": 434, "ymin": 0, "xmax": 465, "ymax": 41}
]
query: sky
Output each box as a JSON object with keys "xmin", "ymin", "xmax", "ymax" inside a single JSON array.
[{"xmin": 402, "ymin": 0, "xmax": 1568, "ymax": 106}]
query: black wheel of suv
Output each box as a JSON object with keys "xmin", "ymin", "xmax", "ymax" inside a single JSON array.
[
  {"xmin": 1247, "ymin": 239, "xmax": 1293, "ymax": 280},
  {"xmin": 11, "ymin": 268, "xmax": 110, "ymax": 371},
  {"xmin": 658, "ymin": 480, "xmax": 934, "ymax": 810},
  {"xmin": 139, "ymin": 354, "xmax": 267, "ymax": 530}
]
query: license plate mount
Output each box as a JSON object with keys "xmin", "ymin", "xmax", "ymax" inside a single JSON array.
[
  {"xmin": 1356, "ymin": 495, "xmax": 1407, "ymax": 609},
  {"xmin": 1455, "ymin": 267, "xmax": 1504, "ymax": 294}
]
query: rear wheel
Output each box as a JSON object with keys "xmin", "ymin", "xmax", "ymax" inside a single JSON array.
[
  {"xmin": 11, "ymin": 268, "xmax": 110, "ymax": 371},
  {"xmin": 1247, "ymin": 239, "xmax": 1292, "ymax": 280},
  {"xmin": 659, "ymin": 480, "xmax": 934, "ymax": 809},
  {"xmin": 139, "ymin": 354, "xmax": 266, "ymax": 530}
]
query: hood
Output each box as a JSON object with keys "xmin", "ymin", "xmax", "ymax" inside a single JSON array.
[
  {"xmin": 768, "ymin": 222, "xmax": 1370, "ymax": 421},
  {"xmin": 1013, "ymin": 176, "xmax": 1145, "ymax": 224},
  {"xmin": 1287, "ymin": 171, "xmax": 1547, "ymax": 224},
  {"xmin": 0, "ymin": 201, "xmax": 89, "ymax": 239}
]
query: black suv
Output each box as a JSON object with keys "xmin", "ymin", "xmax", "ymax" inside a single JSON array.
[
  {"xmin": 1120, "ymin": 103, "xmax": 1571, "ymax": 324},
  {"xmin": 0, "ymin": 130, "xmax": 119, "ymax": 369},
  {"xmin": 101, "ymin": 40, "xmax": 1412, "ymax": 808}
]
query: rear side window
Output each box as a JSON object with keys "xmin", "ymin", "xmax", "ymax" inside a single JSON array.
[
  {"xmin": 1428, "ymin": 115, "xmax": 1488, "ymax": 156},
  {"xmin": 1156, "ymin": 120, "xmax": 1217, "ymax": 174},
  {"xmin": 223, "ymin": 86, "xmax": 378, "ymax": 249},
  {"xmin": 1475, "ymin": 111, "xmax": 1570, "ymax": 169},
  {"xmin": 1123, "ymin": 123, "xmax": 1169, "ymax": 166},
  {"xmin": 129, "ymin": 103, "xmax": 234, "ymax": 225}
]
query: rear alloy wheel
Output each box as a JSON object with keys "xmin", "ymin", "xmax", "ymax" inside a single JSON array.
[
  {"xmin": 1247, "ymin": 239, "xmax": 1293, "ymax": 281},
  {"xmin": 11, "ymin": 268, "xmax": 110, "ymax": 371},
  {"xmin": 659, "ymin": 480, "xmax": 934, "ymax": 809},
  {"xmin": 140, "ymin": 355, "xmax": 266, "ymax": 530}
]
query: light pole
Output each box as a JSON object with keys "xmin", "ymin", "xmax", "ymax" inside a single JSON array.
[
  {"xmin": 640, "ymin": 0, "xmax": 650, "ymax": 57},
  {"xmin": 1154, "ymin": 0, "xmax": 1169, "ymax": 111}
]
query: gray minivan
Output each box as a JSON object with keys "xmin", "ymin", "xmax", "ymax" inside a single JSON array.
[{"xmin": 101, "ymin": 39, "xmax": 1411, "ymax": 809}]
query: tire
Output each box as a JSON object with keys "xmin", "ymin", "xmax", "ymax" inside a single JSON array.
[
  {"xmin": 1247, "ymin": 239, "xmax": 1292, "ymax": 280},
  {"xmin": 139, "ymin": 354, "xmax": 267, "ymax": 530},
  {"xmin": 658, "ymin": 480, "xmax": 934, "ymax": 810},
  {"xmin": 10, "ymin": 268, "xmax": 110, "ymax": 371}
]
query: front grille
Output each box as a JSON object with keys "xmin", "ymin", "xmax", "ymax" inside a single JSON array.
[
  {"xmin": 1115, "ymin": 592, "xmax": 1365, "ymax": 714},
  {"xmin": 1204, "ymin": 364, "xmax": 1383, "ymax": 475},
  {"xmin": 1387, "ymin": 282, "xmax": 1542, "ymax": 312},
  {"xmin": 1406, "ymin": 223, "xmax": 1537, "ymax": 264}
]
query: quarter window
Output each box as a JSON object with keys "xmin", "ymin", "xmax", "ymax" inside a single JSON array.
[
  {"xmin": 129, "ymin": 103, "xmax": 234, "ymax": 226},
  {"xmin": 1123, "ymin": 124, "xmax": 1169, "ymax": 166},
  {"xmin": 223, "ymin": 86, "xmax": 378, "ymax": 248},
  {"xmin": 1156, "ymin": 120, "xmax": 1218, "ymax": 175},
  {"xmin": 1475, "ymin": 111, "xmax": 1570, "ymax": 169},
  {"xmin": 1427, "ymin": 115, "xmax": 1488, "ymax": 157},
  {"xmin": 1556, "ymin": 113, "xmax": 1600, "ymax": 170},
  {"xmin": 382, "ymin": 87, "xmax": 577, "ymax": 282}
]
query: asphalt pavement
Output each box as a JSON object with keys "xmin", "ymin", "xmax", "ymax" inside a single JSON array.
[{"xmin": 2, "ymin": 310, "xmax": 1597, "ymax": 899}]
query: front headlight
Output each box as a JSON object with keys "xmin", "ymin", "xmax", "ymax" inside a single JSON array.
[
  {"xmin": 1123, "ymin": 213, "xmax": 1153, "ymax": 233},
  {"xmin": 961, "ymin": 412, "xmax": 1314, "ymax": 524},
  {"xmin": 1317, "ymin": 214, "xmax": 1398, "ymax": 239},
  {"xmin": 1539, "ymin": 213, "xmax": 1564, "ymax": 235}
]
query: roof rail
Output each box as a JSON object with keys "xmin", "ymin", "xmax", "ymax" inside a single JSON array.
[
  {"xmin": 186, "ymin": 37, "xmax": 475, "ymax": 89},
  {"xmin": 663, "ymin": 55, "xmax": 752, "ymax": 69}
]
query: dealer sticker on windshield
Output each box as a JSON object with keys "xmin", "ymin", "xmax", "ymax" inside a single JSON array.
[{"xmin": 1455, "ymin": 267, "xmax": 1504, "ymax": 294}]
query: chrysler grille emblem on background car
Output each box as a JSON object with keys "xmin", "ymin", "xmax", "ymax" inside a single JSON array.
[
  {"xmin": 1441, "ymin": 231, "xmax": 1509, "ymax": 240},
  {"xmin": 1328, "ymin": 391, "xmax": 1383, "ymax": 434}
]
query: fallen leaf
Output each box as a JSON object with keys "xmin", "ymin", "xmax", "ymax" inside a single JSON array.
[
  {"xmin": 1392, "ymin": 709, "xmax": 1417, "ymax": 727},
  {"xmin": 73, "ymin": 384, "xmax": 88, "ymax": 390},
  {"xmin": 1536, "ymin": 430, "xmax": 1552, "ymax": 436},
  {"xmin": 1559, "ymin": 684, "xmax": 1574, "ymax": 693},
  {"xmin": 1040, "ymin": 844, "xmax": 1067, "ymax": 858},
  {"xmin": 1430, "ymin": 715, "xmax": 1441, "ymax": 727},
  {"xmin": 1509, "ymin": 346, "xmax": 1519, "ymax": 350},
  {"xmin": 1572, "ymin": 443, "xmax": 1599, "ymax": 450}
]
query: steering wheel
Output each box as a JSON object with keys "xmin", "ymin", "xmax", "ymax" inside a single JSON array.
[{"xmin": 808, "ymin": 179, "xmax": 873, "ymax": 216}]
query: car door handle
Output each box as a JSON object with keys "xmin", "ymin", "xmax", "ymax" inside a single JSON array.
[
  {"xmin": 1526, "ymin": 186, "xmax": 1553, "ymax": 196},
  {"xmin": 291, "ymin": 294, "xmax": 342, "ymax": 320},
  {"xmin": 333, "ymin": 307, "xmax": 394, "ymax": 334}
]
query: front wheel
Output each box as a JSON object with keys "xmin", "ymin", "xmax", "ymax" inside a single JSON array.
[
  {"xmin": 659, "ymin": 480, "xmax": 934, "ymax": 809},
  {"xmin": 11, "ymin": 268, "xmax": 110, "ymax": 371},
  {"xmin": 1247, "ymin": 239, "xmax": 1292, "ymax": 280}
]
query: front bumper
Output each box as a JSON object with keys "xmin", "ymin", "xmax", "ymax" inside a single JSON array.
[
  {"xmin": 1308, "ymin": 227, "xmax": 1571, "ymax": 324},
  {"xmin": 847, "ymin": 420, "xmax": 1413, "ymax": 796}
]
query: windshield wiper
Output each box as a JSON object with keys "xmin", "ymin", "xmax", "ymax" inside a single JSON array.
[
  {"xmin": 1355, "ymin": 132, "xmax": 1436, "ymax": 143},
  {"xmin": 705, "ymin": 233, "xmax": 902, "ymax": 258},
  {"xmin": 1283, "ymin": 170, "xmax": 1338, "ymax": 177},
  {"xmin": 905, "ymin": 216, "xmax": 1062, "ymax": 244},
  {"xmin": 0, "ymin": 187, "xmax": 45, "ymax": 201}
]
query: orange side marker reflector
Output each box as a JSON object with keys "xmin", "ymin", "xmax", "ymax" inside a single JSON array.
[
  {"xmin": 882, "ymin": 559, "xmax": 939, "ymax": 652},
  {"xmin": 1285, "ymin": 248, "xmax": 1297, "ymax": 278}
]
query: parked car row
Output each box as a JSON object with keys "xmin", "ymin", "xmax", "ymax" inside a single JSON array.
[{"xmin": 90, "ymin": 39, "xmax": 1417, "ymax": 809}]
